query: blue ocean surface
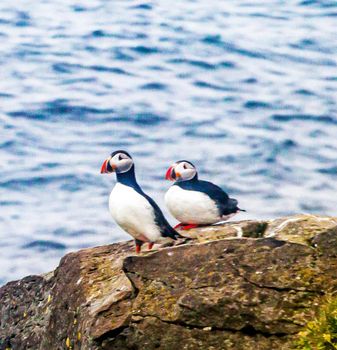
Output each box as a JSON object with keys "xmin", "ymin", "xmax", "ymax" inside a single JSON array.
[{"xmin": 0, "ymin": 0, "xmax": 337, "ymax": 284}]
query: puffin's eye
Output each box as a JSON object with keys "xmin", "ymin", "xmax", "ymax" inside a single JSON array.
[
  {"xmin": 118, "ymin": 154, "xmax": 123, "ymax": 161},
  {"xmin": 183, "ymin": 164, "xmax": 187, "ymax": 169}
]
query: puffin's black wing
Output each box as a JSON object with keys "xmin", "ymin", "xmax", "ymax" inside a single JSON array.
[
  {"xmin": 179, "ymin": 179, "xmax": 241, "ymax": 216},
  {"xmin": 142, "ymin": 193, "xmax": 182, "ymax": 239}
]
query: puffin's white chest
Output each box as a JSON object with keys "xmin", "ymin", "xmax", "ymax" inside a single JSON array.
[
  {"xmin": 165, "ymin": 185, "xmax": 221, "ymax": 225},
  {"xmin": 109, "ymin": 183, "xmax": 161, "ymax": 242}
]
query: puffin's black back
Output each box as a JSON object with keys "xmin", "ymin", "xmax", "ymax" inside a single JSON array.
[
  {"xmin": 176, "ymin": 178, "xmax": 240, "ymax": 216},
  {"xmin": 117, "ymin": 165, "xmax": 181, "ymax": 239},
  {"xmin": 142, "ymin": 193, "xmax": 182, "ymax": 239}
]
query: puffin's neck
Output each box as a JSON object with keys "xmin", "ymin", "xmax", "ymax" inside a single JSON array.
[
  {"xmin": 186, "ymin": 173, "xmax": 198, "ymax": 182},
  {"xmin": 116, "ymin": 165, "xmax": 140, "ymax": 188},
  {"xmin": 176, "ymin": 173, "xmax": 198, "ymax": 185}
]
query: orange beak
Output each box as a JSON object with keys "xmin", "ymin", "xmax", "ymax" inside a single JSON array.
[
  {"xmin": 100, "ymin": 159, "xmax": 116, "ymax": 174},
  {"xmin": 165, "ymin": 166, "xmax": 171, "ymax": 180},
  {"xmin": 165, "ymin": 165, "xmax": 180, "ymax": 180},
  {"xmin": 165, "ymin": 165, "xmax": 174, "ymax": 180},
  {"xmin": 100, "ymin": 159, "xmax": 109, "ymax": 174}
]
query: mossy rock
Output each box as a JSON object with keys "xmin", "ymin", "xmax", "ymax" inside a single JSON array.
[
  {"xmin": 1, "ymin": 215, "xmax": 337, "ymax": 349},
  {"xmin": 294, "ymin": 295, "xmax": 337, "ymax": 350},
  {"xmin": 265, "ymin": 214, "xmax": 337, "ymax": 245}
]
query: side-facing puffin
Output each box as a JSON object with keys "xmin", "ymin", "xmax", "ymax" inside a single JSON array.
[
  {"xmin": 165, "ymin": 160, "xmax": 245, "ymax": 230},
  {"xmin": 101, "ymin": 150, "xmax": 181, "ymax": 252}
]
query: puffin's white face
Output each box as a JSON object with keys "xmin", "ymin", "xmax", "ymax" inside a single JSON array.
[
  {"xmin": 101, "ymin": 151, "xmax": 133, "ymax": 174},
  {"xmin": 165, "ymin": 161, "xmax": 197, "ymax": 181}
]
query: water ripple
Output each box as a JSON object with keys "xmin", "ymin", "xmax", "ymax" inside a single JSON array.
[{"xmin": 0, "ymin": 0, "xmax": 336, "ymax": 284}]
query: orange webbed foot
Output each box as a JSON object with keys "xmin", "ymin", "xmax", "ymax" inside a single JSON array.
[
  {"xmin": 174, "ymin": 223, "xmax": 199, "ymax": 230},
  {"xmin": 135, "ymin": 239, "xmax": 143, "ymax": 253}
]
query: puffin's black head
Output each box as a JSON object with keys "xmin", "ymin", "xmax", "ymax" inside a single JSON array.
[
  {"xmin": 165, "ymin": 160, "xmax": 197, "ymax": 182},
  {"xmin": 100, "ymin": 150, "xmax": 134, "ymax": 174}
]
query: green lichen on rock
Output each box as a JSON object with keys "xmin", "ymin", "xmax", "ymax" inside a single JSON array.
[
  {"xmin": 265, "ymin": 214, "xmax": 337, "ymax": 245},
  {"xmin": 1, "ymin": 214, "xmax": 337, "ymax": 349},
  {"xmin": 295, "ymin": 295, "xmax": 337, "ymax": 350}
]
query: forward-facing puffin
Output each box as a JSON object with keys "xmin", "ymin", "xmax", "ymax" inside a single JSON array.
[
  {"xmin": 165, "ymin": 160, "xmax": 245, "ymax": 229},
  {"xmin": 101, "ymin": 150, "xmax": 181, "ymax": 252}
]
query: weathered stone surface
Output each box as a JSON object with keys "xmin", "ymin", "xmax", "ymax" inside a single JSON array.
[
  {"xmin": 264, "ymin": 214, "xmax": 337, "ymax": 245},
  {"xmin": 182, "ymin": 220, "xmax": 268, "ymax": 242},
  {"xmin": 1, "ymin": 214, "xmax": 337, "ymax": 350}
]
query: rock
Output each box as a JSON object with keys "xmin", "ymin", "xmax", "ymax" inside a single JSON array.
[
  {"xmin": 1, "ymin": 214, "xmax": 337, "ymax": 350},
  {"xmin": 264, "ymin": 214, "xmax": 337, "ymax": 244},
  {"xmin": 180, "ymin": 220, "xmax": 268, "ymax": 242}
]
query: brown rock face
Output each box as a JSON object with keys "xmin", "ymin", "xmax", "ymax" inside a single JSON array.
[{"xmin": 1, "ymin": 214, "xmax": 337, "ymax": 350}]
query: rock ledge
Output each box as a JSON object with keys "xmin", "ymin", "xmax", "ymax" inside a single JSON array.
[{"xmin": 1, "ymin": 214, "xmax": 337, "ymax": 350}]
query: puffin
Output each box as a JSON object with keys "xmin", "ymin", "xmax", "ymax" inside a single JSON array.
[
  {"xmin": 100, "ymin": 150, "xmax": 181, "ymax": 253},
  {"xmin": 165, "ymin": 160, "xmax": 245, "ymax": 230}
]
